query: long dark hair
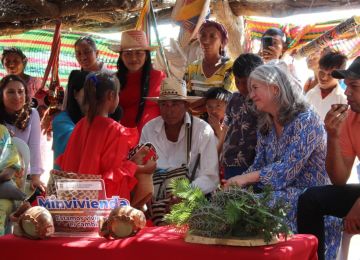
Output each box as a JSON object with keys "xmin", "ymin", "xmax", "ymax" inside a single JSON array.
[
  {"xmin": 83, "ymin": 72, "xmax": 120, "ymax": 124},
  {"xmin": 0, "ymin": 75, "xmax": 32, "ymax": 130},
  {"xmin": 64, "ymin": 70, "xmax": 89, "ymax": 124},
  {"xmin": 116, "ymin": 51, "xmax": 152, "ymax": 123}
]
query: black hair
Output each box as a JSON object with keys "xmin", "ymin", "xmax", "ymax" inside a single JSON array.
[
  {"xmin": 116, "ymin": 51, "xmax": 152, "ymax": 123},
  {"xmin": 1, "ymin": 47, "xmax": 27, "ymax": 67},
  {"xmin": 233, "ymin": 53, "xmax": 264, "ymax": 78},
  {"xmin": 83, "ymin": 72, "xmax": 120, "ymax": 124},
  {"xmin": 262, "ymin": 28, "xmax": 286, "ymax": 44},
  {"xmin": 319, "ymin": 51, "xmax": 347, "ymax": 70},
  {"xmin": 64, "ymin": 70, "xmax": 90, "ymax": 124},
  {"xmin": 204, "ymin": 87, "xmax": 232, "ymax": 103},
  {"xmin": 74, "ymin": 36, "xmax": 97, "ymax": 51},
  {"xmin": 0, "ymin": 75, "xmax": 31, "ymax": 130}
]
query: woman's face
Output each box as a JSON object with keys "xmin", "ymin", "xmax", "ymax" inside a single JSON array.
[
  {"xmin": 199, "ymin": 26, "xmax": 223, "ymax": 57},
  {"xmin": 75, "ymin": 40, "xmax": 99, "ymax": 71},
  {"xmin": 3, "ymin": 53, "xmax": 25, "ymax": 75},
  {"xmin": 2, "ymin": 80, "xmax": 26, "ymax": 114},
  {"xmin": 249, "ymin": 78, "xmax": 278, "ymax": 114},
  {"xmin": 120, "ymin": 50, "xmax": 147, "ymax": 73}
]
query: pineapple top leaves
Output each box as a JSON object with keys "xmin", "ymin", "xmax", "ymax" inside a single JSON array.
[{"xmin": 165, "ymin": 179, "xmax": 290, "ymax": 243}]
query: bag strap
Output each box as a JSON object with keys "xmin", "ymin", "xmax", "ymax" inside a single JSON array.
[
  {"xmin": 185, "ymin": 115, "xmax": 200, "ymax": 182},
  {"xmin": 185, "ymin": 115, "xmax": 193, "ymax": 166}
]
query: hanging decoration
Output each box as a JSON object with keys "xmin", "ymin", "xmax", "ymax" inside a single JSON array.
[
  {"xmin": 245, "ymin": 16, "xmax": 360, "ymax": 59},
  {"xmin": 0, "ymin": 30, "xmax": 118, "ymax": 87},
  {"xmin": 39, "ymin": 21, "xmax": 63, "ymax": 139}
]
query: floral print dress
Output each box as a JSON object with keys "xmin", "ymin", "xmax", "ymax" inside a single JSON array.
[{"xmin": 246, "ymin": 108, "xmax": 341, "ymax": 260}]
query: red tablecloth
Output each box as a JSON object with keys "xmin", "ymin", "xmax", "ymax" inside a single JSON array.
[{"xmin": 1, "ymin": 226, "xmax": 318, "ymax": 260}]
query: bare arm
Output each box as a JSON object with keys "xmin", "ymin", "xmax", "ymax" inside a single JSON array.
[{"xmin": 325, "ymin": 105, "xmax": 355, "ymax": 185}]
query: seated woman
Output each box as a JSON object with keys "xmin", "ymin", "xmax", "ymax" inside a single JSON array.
[
  {"xmin": 52, "ymin": 71, "xmax": 89, "ymax": 167},
  {"xmin": 184, "ymin": 20, "xmax": 236, "ymax": 114},
  {"xmin": 224, "ymin": 62, "xmax": 341, "ymax": 260},
  {"xmin": 110, "ymin": 29, "xmax": 165, "ymax": 133},
  {"xmin": 57, "ymin": 73, "xmax": 155, "ymax": 201},
  {"xmin": 1, "ymin": 47, "xmax": 42, "ymax": 105},
  {"xmin": 0, "ymin": 75, "xmax": 44, "ymax": 191},
  {"xmin": 0, "ymin": 125, "xmax": 23, "ymax": 235}
]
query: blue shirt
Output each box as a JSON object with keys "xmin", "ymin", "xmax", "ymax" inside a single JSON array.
[{"xmin": 52, "ymin": 111, "xmax": 75, "ymax": 168}]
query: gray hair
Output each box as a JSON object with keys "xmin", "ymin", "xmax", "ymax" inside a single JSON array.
[{"xmin": 248, "ymin": 61, "xmax": 309, "ymax": 135}]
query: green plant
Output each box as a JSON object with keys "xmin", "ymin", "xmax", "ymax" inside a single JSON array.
[{"xmin": 165, "ymin": 179, "xmax": 290, "ymax": 243}]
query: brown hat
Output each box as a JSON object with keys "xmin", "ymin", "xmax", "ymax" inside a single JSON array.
[{"xmin": 109, "ymin": 30, "xmax": 157, "ymax": 53}]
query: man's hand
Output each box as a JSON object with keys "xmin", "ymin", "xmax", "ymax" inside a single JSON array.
[
  {"xmin": 324, "ymin": 104, "xmax": 348, "ymax": 138},
  {"xmin": 344, "ymin": 198, "xmax": 360, "ymax": 234}
]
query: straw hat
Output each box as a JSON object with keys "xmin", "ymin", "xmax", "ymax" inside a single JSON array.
[
  {"xmin": 109, "ymin": 29, "xmax": 157, "ymax": 53},
  {"xmin": 145, "ymin": 77, "xmax": 202, "ymax": 103}
]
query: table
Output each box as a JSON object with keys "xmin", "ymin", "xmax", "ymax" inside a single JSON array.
[{"xmin": 0, "ymin": 226, "xmax": 318, "ymax": 260}]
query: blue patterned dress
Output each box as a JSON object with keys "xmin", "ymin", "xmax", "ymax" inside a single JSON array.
[{"xmin": 246, "ymin": 108, "xmax": 341, "ymax": 260}]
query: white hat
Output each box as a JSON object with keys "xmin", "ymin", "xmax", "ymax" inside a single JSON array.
[
  {"xmin": 145, "ymin": 77, "xmax": 201, "ymax": 103},
  {"xmin": 109, "ymin": 30, "xmax": 158, "ymax": 53}
]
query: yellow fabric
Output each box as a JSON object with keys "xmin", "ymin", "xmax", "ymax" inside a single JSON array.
[
  {"xmin": 173, "ymin": 0, "xmax": 207, "ymax": 21},
  {"xmin": 184, "ymin": 59, "xmax": 236, "ymax": 96},
  {"xmin": 0, "ymin": 125, "xmax": 21, "ymax": 172},
  {"xmin": 0, "ymin": 199, "xmax": 13, "ymax": 235}
]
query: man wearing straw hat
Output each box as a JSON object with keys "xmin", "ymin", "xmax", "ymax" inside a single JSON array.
[{"xmin": 140, "ymin": 77, "xmax": 219, "ymax": 195}]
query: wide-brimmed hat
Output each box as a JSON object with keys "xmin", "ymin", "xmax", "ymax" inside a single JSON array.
[
  {"xmin": 145, "ymin": 77, "xmax": 202, "ymax": 103},
  {"xmin": 109, "ymin": 30, "xmax": 157, "ymax": 53},
  {"xmin": 332, "ymin": 56, "xmax": 360, "ymax": 79}
]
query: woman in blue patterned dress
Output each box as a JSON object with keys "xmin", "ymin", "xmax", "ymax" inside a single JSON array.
[{"xmin": 224, "ymin": 62, "xmax": 341, "ymax": 260}]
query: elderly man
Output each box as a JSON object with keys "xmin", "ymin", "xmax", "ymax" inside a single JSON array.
[
  {"xmin": 297, "ymin": 57, "xmax": 360, "ymax": 260},
  {"xmin": 141, "ymin": 77, "xmax": 219, "ymax": 195}
]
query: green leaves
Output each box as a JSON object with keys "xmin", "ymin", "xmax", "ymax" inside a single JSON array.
[{"xmin": 165, "ymin": 179, "xmax": 291, "ymax": 243}]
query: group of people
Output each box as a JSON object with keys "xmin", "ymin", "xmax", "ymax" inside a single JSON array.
[{"xmin": 0, "ymin": 18, "xmax": 359, "ymax": 260}]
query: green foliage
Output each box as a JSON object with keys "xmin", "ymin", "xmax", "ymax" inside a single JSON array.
[
  {"xmin": 163, "ymin": 178, "xmax": 208, "ymax": 226},
  {"xmin": 165, "ymin": 179, "xmax": 291, "ymax": 243}
]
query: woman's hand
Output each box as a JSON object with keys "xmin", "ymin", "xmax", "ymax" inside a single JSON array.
[
  {"xmin": 223, "ymin": 171, "xmax": 260, "ymax": 188},
  {"xmin": 30, "ymin": 174, "xmax": 46, "ymax": 192}
]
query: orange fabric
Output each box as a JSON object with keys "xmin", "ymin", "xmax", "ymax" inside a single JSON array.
[
  {"xmin": 57, "ymin": 116, "xmax": 138, "ymax": 200},
  {"xmin": 339, "ymin": 110, "xmax": 360, "ymax": 158},
  {"xmin": 119, "ymin": 69, "xmax": 165, "ymax": 133}
]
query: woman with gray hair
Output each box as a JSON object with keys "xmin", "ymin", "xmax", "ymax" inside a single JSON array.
[{"xmin": 224, "ymin": 62, "xmax": 341, "ymax": 260}]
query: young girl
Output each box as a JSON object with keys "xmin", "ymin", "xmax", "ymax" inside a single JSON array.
[
  {"xmin": 57, "ymin": 72, "xmax": 155, "ymax": 200},
  {"xmin": 1, "ymin": 47, "xmax": 42, "ymax": 106}
]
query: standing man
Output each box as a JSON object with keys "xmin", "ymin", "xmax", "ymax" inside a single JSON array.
[{"xmin": 297, "ymin": 57, "xmax": 360, "ymax": 260}]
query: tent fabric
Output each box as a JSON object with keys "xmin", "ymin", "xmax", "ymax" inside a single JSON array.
[{"xmin": 0, "ymin": 30, "xmax": 118, "ymax": 87}]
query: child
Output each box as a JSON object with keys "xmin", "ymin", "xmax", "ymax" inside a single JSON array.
[
  {"xmin": 202, "ymin": 87, "xmax": 231, "ymax": 152},
  {"xmin": 57, "ymin": 72, "xmax": 156, "ymax": 201},
  {"xmin": 306, "ymin": 51, "xmax": 347, "ymax": 121},
  {"xmin": 221, "ymin": 53, "xmax": 263, "ymax": 180}
]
